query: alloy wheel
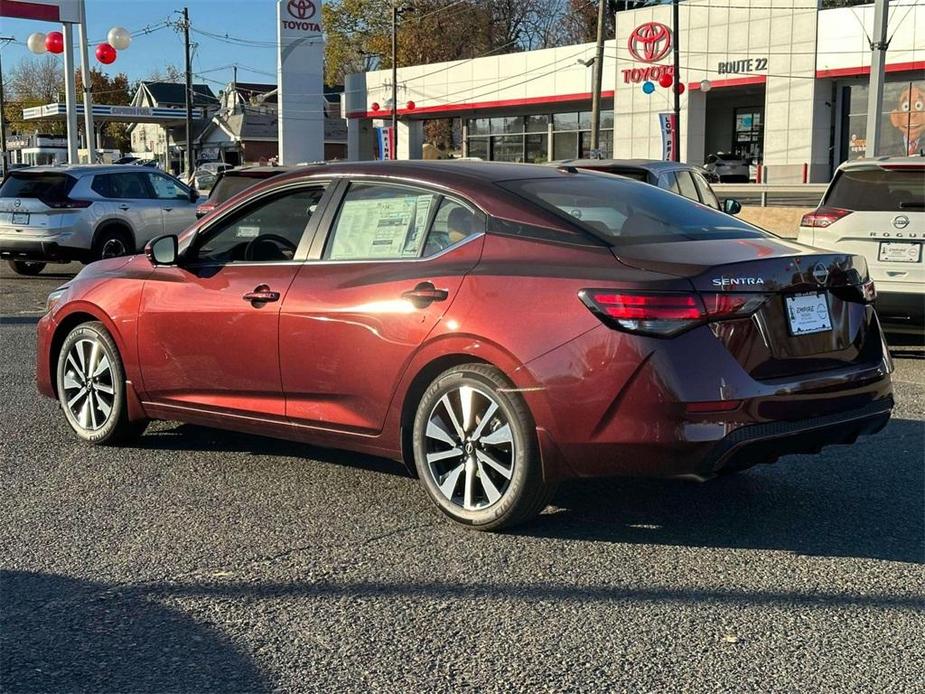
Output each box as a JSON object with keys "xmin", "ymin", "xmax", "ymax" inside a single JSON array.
[
  {"xmin": 61, "ymin": 337, "xmax": 116, "ymax": 431},
  {"xmin": 424, "ymin": 385, "xmax": 515, "ymax": 511}
]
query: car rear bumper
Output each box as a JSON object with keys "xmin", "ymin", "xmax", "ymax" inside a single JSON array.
[
  {"xmin": 522, "ymin": 324, "xmax": 894, "ymax": 480},
  {"xmin": 0, "ymin": 235, "xmax": 86, "ymax": 263}
]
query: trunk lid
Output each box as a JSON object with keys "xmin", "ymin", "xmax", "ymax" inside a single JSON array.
[
  {"xmin": 0, "ymin": 171, "xmax": 80, "ymax": 236},
  {"xmin": 611, "ymin": 238, "xmax": 882, "ymax": 380}
]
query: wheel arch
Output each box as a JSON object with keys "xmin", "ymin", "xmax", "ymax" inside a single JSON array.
[
  {"xmin": 48, "ymin": 304, "xmax": 129, "ymax": 397},
  {"xmin": 92, "ymin": 220, "xmax": 137, "ymax": 254}
]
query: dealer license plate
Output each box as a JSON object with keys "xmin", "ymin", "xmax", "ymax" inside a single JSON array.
[
  {"xmin": 878, "ymin": 241, "xmax": 922, "ymax": 263},
  {"xmin": 785, "ymin": 291, "xmax": 832, "ymax": 336}
]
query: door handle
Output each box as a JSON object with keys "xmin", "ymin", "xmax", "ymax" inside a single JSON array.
[
  {"xmin": 118, "ymin": 204, "xmax": 130, "ymax": 210},
  {"xmin": 243, "ymin": 284, "xmax": 280, "ymax": 304},
  {"xmin": 401, "ymin": 282, "xmax": 448, "ymax": 308},
  {"xmin": 163, "ymin": 207, "xmax": 173, "ymax": 212}
]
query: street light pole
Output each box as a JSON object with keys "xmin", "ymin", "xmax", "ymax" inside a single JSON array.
[
  {"xmin": 590, "ymin": 0, "xmax": 606, "ymax": 157},
  {"xmin": 391, "ymin": 1, "xmax": 398, "ymax": 159},
  {"xmin": 182, "ymin": 7, "xmax": 194, "ymax": 178},
  {"xmin": 77, "ymin": 0, "xmax": 96, "ymax": 162},
  {"xmin": 865, "ymin": 0, "xmax": 889, "ymax": 157}
]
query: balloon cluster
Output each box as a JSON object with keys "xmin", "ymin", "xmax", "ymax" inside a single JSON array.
[
  {"xmin": 27, "ymin": 26, "xmax": 131, "ymax": 65},
  {"xmin": 641, "ymin": 72, "xmax": 694, "ymax": 96}
]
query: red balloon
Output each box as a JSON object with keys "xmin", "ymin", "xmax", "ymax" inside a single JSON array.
[
  {"xmin": 406, "ymin": 100, "xmax": 416, "ymax": 110},
  {"xmin": 371, "ymin": 102, "xmax": 380, "ymax": 112},
  {"xmin": 658, "ymin": 73, "xmax": 673, "ymax": 89},
  {"xmin": 676, "ymin": 82, "xmax": 686, "ymax": 95},
  {"xmin": 96, "ymin": 42, "xmax": 117, "ymax": 65},
  {"xmin": 45, "ymin": 31, "xmax": 64, "ymax": 54}
]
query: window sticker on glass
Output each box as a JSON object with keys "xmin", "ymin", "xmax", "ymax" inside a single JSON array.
[{"xmin": 236, "ymin": 226, "xmax": 261, "ymax": 238}]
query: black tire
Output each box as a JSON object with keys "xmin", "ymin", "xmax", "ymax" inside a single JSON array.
[
  {"xmin": 56, "ymin": 321, "xmax": 148, "ymax": 445},
  {"xmin": 7, "ymin": 260, "xmax": 46, "ymax": 276},
  {"xmin": 412, "ymin": 363, "xmax": 556, "ymax": 531},
  {"xmin": 92, "ymin": 226, "xmax": 133, "ymax": 261}
]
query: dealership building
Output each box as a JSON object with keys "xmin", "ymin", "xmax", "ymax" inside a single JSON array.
[{"xmin": 344, "ymin": 0, "xmax": 923, "ymax": 183}]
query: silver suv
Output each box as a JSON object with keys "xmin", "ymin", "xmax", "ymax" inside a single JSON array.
[{"xmin": 0, "ymin": 165, "xmax": 199, "ymax": 275}]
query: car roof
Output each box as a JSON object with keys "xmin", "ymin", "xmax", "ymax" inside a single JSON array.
[
  {"xmin": 552, "ymin": 158, "xmax": 700, "ymax": 173},
  {"xmin": 839, "ymin": 155, "xmax": 925, "ymax": 169},
  {"xmin": 222, "ymin": 165, "xmax": 295, "ymax": 178},
  {"xmin": 11, "ymin": 164, "xmax": 164, "ymax": 177}
]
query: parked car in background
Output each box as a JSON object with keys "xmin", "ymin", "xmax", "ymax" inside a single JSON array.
[
  {"xmin": 555, "ymin": 159, "xmax": 742, "ymax": 215},
  {"xmin": 113, "ymin": 156, "xmax": 159, "ymax": 168},
  {"xmin": 0, "ymin": 165, "xmax": 199, "ymax": 275},
  {"xmin": 195, "ymin": 165, "xmax": 292, "ymax": 218},
  {"xmin": 798, "ymin": 156, "xmax": 924, "ymax": 337},
  {"xmin": 193, "ymin": 162, "xmax": 234, "ymax": 192},
  {"xmin": 37, "ymin": 161, "xmax": 892, "ymax": 530},
  {"xmin": 704, "ymin": 152, "xmax": 751, "ymax": 183}
]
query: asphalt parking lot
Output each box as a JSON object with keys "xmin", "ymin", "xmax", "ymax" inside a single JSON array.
[{"xmin": 1, "ymin": 262, "xmax": 923, "ymax": 693}]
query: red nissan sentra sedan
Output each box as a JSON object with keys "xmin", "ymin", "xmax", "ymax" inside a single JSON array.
[{"xmin": 36, "ymin": 161, "xmax": 894, "ymax": 530}]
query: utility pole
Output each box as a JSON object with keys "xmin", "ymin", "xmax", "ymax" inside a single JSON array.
[
  {"xmin": 671, "ymin": 0, "xmax": 681, "ymax": 162},
  {"xmin": 391, "ymin": 1, "xmax": 398, "ymax": 159},
  {"xmin": 865, "ymin": 0, "xmax": 889, "ymax": 157},
  {"xmin": 62, "ymin": 22, "xmax": 80, "ymax": 164},
  {"xmin": 77, "ymin": 0, "xmax": 95, "ymax": 162},
  {"xmin": 0, "ymin": 36, "xmax": 12, "ymax": 177},
  {"xmin": 182, "ymin": 7, "xmax": 194, "ymax": 177},
  {"xmin": 590, "ymin": 0, "xmax": 607, "ymax": 157}
]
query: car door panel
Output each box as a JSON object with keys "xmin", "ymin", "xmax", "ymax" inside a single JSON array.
[
  {"xmin": 137, "ymin": 264, "xmax": 300, "ymax": 416},
  {"xmin": 279, "ymin": 239, "xmax": 483, "ymax": 432},
  {"xmin": 136, "ymin": 183, "xmax": 331, "ymax": 417}
]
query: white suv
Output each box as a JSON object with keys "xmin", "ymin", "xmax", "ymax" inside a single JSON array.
[
  {"xmin": 798, "ymin": 156, "xmax": 923, "ymax": 337},
  {"xmin": 0, "ymin": 165, "xmax": 199, "ymax": 275}
]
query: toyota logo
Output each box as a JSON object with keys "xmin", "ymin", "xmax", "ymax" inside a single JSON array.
[
  {"xmin": 812, "ymin": 262, "xmax": 829, "ymax": 285},
  {"xmin": 287, "ymin": 0, "xmax": 316, "ymax": 20},
  {"xmin": 893, "ymin": 215, "xmax": 910, "ymax": 230},
  {"xmin": 627, "ymin": 22, "xmax": 672, "ymax": 63}
]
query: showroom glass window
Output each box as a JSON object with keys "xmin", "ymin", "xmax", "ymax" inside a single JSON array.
[{"xmin": 465, "ymin": 110, "xmax": 613, "ymax": 162}]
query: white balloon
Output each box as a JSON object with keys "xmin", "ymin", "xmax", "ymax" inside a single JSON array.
[
  {"xmin": 107, "ymin": 26, "xmax": 132, "ymax": 51},
  {"xmin": 27, "ymin": 32, "xmax": 47, "ymax": 54},
  {"xmin": 700, "ymin": 80, "xmax": 712, "ymax": 93}
]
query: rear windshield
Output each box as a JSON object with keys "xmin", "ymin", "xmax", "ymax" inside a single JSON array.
[
  {"xmin": 0, "ymin": 173, "xmax": 76, "ymax": 202},
  {"xmin": 209, "ymin": 174, "xmax": 272, "ymax": 204},
  {"xmin": 824, "ymin": 167, "xmax": 924, "ymax": 212},
  {"xmin": 499, "ymin": 175, "xmax": 768, "ymax": 244}
]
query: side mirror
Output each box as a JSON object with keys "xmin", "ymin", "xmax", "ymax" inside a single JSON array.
[
  {"xmin": 145, "ymin": 234, "xmax": 179, "ymax": 266},
  {"xmin": 723, "ymin": 199, "xmax": 742, "ymax": 215},
  {"xmin": 706, "ymin": 154, "xmax": 717, "ymax": 164},
  {"xmin": 188, "ymin": 188, "xmax": 199, "ymax": 203}
]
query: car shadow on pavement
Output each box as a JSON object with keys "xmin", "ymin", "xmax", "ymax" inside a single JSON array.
[
  {"xmin": 522, "ymin": 418, "xmax": 924, "ymax": 564},
  {"xmin": 0, "ymin": 570, "xmax": 269, "ymax": 694},
  {"xmin": 141, "ymin": 423, "xmax": 414, "ymax": 478}
]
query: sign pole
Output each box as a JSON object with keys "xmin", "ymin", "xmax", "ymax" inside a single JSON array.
[
  {"xmin": 864, "ymin": 0, "xmax": 889, "ymax": 157},
  {"xmin": 77, "ymin": 0, "xmax": 96, "ymax": 162},
  {"xmin": 671, "ymin": 0, "xmax": 681, "ymax": 162},
  {"xmin": 590, "ymin": 0, "xmax": 606, "ymax": 156},
  {"xmin": 61, "ymin": 22, "xmax": 80, "ymax": 164},
  {"xmin": 0, "ymin": 37, "xmax": 10, "ymax": 176}
]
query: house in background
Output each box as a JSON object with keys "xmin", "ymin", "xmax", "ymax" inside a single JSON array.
[
  {"xmin": 127, "ymin": 81, "xmax": 220, "ymax": 174},
  {"xmin": 195, "ymin": 82, "xmax": 348, "ymax": 165}
]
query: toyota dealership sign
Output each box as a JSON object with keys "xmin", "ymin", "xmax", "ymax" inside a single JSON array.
[
  {"xmin": 276, "ymin": 0, "xmax": 324, "ymax": 164},
  {"xmin": 622, "ymin": 21, "xmax": 674, "ymax": 84}
]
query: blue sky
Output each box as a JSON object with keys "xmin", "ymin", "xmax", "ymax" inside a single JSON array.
[{"xmin": 1, "ymin": 0, "xmax": 283, "ymax": 94}]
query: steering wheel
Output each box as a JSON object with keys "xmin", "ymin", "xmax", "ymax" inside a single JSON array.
[{"xmin": 244, "ymin": 234, "xmax": 298, "ymax": 261}]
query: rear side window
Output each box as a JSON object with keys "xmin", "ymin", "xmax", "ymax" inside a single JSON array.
[
  {"xmin": 691, "ymin": 171, "xmax": 720, "ymax": 209},
  {"xmin": 675, "ymin": 171, "xmax": 699, "ymax": 201},
  {"xmin": 423, "ymin": 198, "xmax": 479, "ymax": 256},
  {"xmin": 0, "ymin": 173, "xmax": 75, "ymax": 203},
  {"xmin": 326, "ymin": 183, "xmax": 437, "ymax": 260},
  {"xmin": 500, "ymin": 176, "xmax": 767, "ymax": 244},
  {"xmin": 657, "ymin": 172, "xmax": 679, "ymax": 193},
  {"xmin": 92, "ymin": 172, "xmax": 152, "ymax": 199},
  {"xmin": 825, "ymin": 167, "xmax": 924, "ymax": 212}
]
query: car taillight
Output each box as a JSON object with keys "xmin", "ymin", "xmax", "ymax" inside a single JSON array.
[
  {"xmin": 579, "ymin": 290, "xmax": 768, "ymax": 337},
  {"xmin": 44, "ymin": 198, "xmax": 92, "ymax": 209},
  {"xmin": 800, "ymin": 206, "xmax": 852, "ymax": 228}
]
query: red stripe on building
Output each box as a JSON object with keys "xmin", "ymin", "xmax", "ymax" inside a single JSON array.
[
  {"xmin": 688, "ymin": 75, "xmax": 767, "ymax": 91},
  {"xmin": 0, "ymin": 0, "xmax": 60, "ymax": 21},
  {"xmin": 348, "ymin": 90, "xmax": 615, "ymax": 120},
  {"xmin": 815, "ymin": 60, "xmax": 925, "ymax": 79}
]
